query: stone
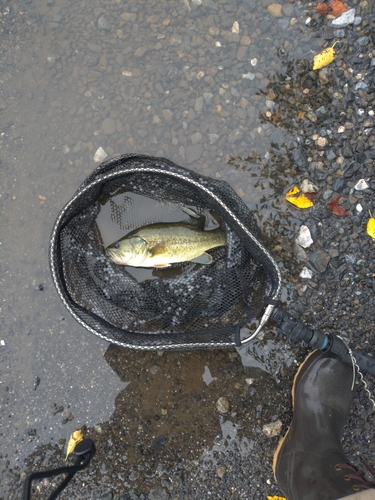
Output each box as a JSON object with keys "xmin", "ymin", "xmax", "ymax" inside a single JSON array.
[
  {"xmin": 134, "ymin": 46, "xmax": 148, "ymax": 58},
  {"xmin": 121, "ymin": 12, "xmax": 137, "ymax": 21},
  {"xmin": 354, "ymin": 179, "xmax": 369, "ymax": 191},
  {"xmin": 300, "ymin": 267, "xmax": 313, "ymax": 279},
  {"xmin": 93, "ymin": 147, "xmax": 107, "ymax": 162},
  {"xmin": 216, "ymin": 465, "xmax": 227, "ymax": 478},
  {"xmin": 297, "ymin": 225, "xmax": 313, "ymax": 248},
  {"xmin": 191, "ymin": 132, "xmax": 202, "ymax": 144},
  {"xmin": 240, "ymin": 36, "xmax": 251, "ymax": 46},
  {"xmin": 309, "ymin": 250, "xmax": 331, "ymax": 274},
  {"xmin": 148, "ymin": 487, "xmax": 170, "ymax": 500},
  {"xmin": 331, "ymin": 8, "xmax": 355, "ymax": 27},
  {"xmin": 169, "ymin": 34, "xmax": 182, "ymax": 46},
  {"xmin": 186, "ymin": 144, "xmax": 203, "ymax": 164},
  {"xmin": 98, "ymin": 16, "xmax": 111, "ymax": 31},
  {"xmin": 101, "ymin": 117, "xmax": 116, "ymax": 135},
  {"xmin": 263, "ymin": 420, "xmax": 282, "ymax": 437},
  {"xmin": 216, "ymin": 397, "xmax": 230, "ymax": 414},
  {"xmin": 267, "ymin": 4, "xmax": 282, "ymax": 17}
]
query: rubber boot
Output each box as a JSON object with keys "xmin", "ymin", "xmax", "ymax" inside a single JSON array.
[{"xmin": 273, "ymin": 350, "xmax": 375, "ymax": 500}]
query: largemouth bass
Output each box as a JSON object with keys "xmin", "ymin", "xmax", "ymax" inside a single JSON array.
[{"xmin": 105, "ymin": 221, "xmax": 226, "ymax": 267}]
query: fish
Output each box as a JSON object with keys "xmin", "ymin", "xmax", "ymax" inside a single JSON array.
[{"xmin": 105, "ymin": 221, "xmax": 226, "ymax": 268}]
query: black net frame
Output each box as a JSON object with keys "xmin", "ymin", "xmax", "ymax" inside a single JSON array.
[{"xmin": 49, "ymin": 154, "xmax": 282, "ymax": 350}]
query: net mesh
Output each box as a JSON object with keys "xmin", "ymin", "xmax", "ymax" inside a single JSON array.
[{"xmin": 50, "ymin": 154, "xmax": 281, "ymax": 349}]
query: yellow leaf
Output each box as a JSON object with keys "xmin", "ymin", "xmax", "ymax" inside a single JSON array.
[
  {"xmin": 313, "ymin": 41, "xmax": 338, "ymax": 70},
  {"xmin": 286, "ymin": 186, "xmax": 315, "ymax": 209},
  {"xmin": 366, "ymin": 217, "xmax": 375, "ymax": 239},
  {"xmin": 267, "ymin": 496, "xmax": 287, "ymax": 500},
  {"xmin": 66, "ymin": 429, "xmax": 84, "ymax": 460}
]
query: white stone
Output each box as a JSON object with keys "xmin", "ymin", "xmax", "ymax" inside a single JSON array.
[
  {"xmin": 300, "ymin": 267, "xmax": 313, "ymax": 279},
  {"xmin": 297, "ymin": 225, "xmax": 313, "ymax": 248},
  {"xmin": 0, "ymin": 340, "xmax": 4, "ymax": 346},
  {"xmin": 300, "ymin": 179, "xmax": 318, "ymax": 193},
  {"xmin": 263, "ymin": 420, "xmax": 283, "ymax": 438},
  {"xmin": 331, "ymin": 8, "xmax": 356, "ymax": 27},
  {"xmin": 356, "ymin": 203, "xmax": 363, "ymax": 213},
  {"xmin": 93, "ymin": 147, "xmax": 108, "ymax": 163},
  {"xmin": 354, "ymin": 179, "xmax": 369, "ymax": 191},
  {"xmin": 250, "ymin": 58, "xmax": 257, "ymax": 66},
  {"xmin": 232, "ymin": 21, "xmax": 239, "ymax": 33},
  {"xmin": 338, "ymin": 126, "xmax": 345, "ymax": 133},
  {"xmin": 242, "ymin": 72, "xmax": 255, "ymax": 80}
]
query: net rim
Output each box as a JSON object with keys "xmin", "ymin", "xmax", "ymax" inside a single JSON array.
[{"xmin": 49, "ymin": 160, "xmax": 282, "ymax": 349}]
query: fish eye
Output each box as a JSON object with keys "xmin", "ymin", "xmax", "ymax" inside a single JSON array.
[{"xmin": 114, "ymin": 243, "xmax": 120, "ymax": 249}]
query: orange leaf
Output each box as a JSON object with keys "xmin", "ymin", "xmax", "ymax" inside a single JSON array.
[
  {"xmin": 328, "ymin": 0, "xmax": 349, "ymax": 16},
  {"xmin": 315, "ymin": 2, "xmax": 329, "ymax": 14},
  {"xmin": 315, "ymin": 0, "xmax": 349, "ymax": 16}
]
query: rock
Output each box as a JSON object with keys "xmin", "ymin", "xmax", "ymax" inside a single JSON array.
[
  {"xmin": 293, "ymin": 146, "xmax": 308, "ymax": 171},
  {"xmin": 191, "ymin": 132, "xmax": 202, "ymax": 144},
  {"xmin": 194, "ymin": 96, "xmax": 203, "ymax": 113},
  {"xmin": 267, "ymin": 4, "xmax": 282, "ymax": 17},
  {"xmin": 148, "ymin": 487, "xmax": 170, "ymax": 500},
  {"xmin": 232, "ymin": 21, "xmax": 239, "ymax": 34},
  {"xmin": 240, "ymin": 36, "xmax": 251, "ymax": 46},
  {"xmin": 315, "ymin": 137, "xmax": 328, "ymax": 147},
  {"xmin": 228, "ymin": 129, "xmax": 243, "ymax": 143},
  {"xmin": 236, "ymin": 45, "xmax": 248, "ymax": 61},
  {"xmin": 331, "ymin": 8, "xmax": 355, "ymax": 27},
  {"xmin": 282, "ymin": 4, "xmax": 295, "ymax": 16},
  {"xmin": 98, "ymin": 16, "xmax": 111, "ymax": 31},
  {"xmin": 300, "ymin": 179, "xmax": 318, "ymax": 193},
  {"xmin": 84, "ymin": 53, "xmax": 100, "ymax": 67},
  {"xmin": 354, "ymin": 179, "xmax": 369, "ymax": 191},
  {"xmin": 277, "ymin": 19, "xmax": 289, "ymax": 30},
  {"xmin": 300, "ymin": 267, "xmax": 313, "ymax": 279},
  {"xmin": 216, "ymin": 465, "xmax": 227, "ymax": 478},
  {"xmin": 162, "ymin": 109, "xmax": 173, "ymax": 121},
  {"xmin": 309, "ymin": 250, "xmax": 331, "ymax": 274},
  {"xmin": 169, "ymin": 34, "xmax": 182, "ymax": 46},
  {"xmin": 216, "ymin": 397, "xmax": 230, "ymax": 414},
  {"xmin": 93, "ymin": 147, "xmax": 108, "ymax": 163},
  {"xmin": 134, "ymin": 46, "xmax": 148, "ymax": 58},
  {"xmin": 186, "ymin": 144, "xmax": 203, "ymax": 164},
  {"xmin": 297, "ymin": 225, "xmax": 313, "ymax": 248},
  {"xmin": 263, "ymin": 420, "xmax": 282, "ymax": 437},
  {"xmin": 121, "ymin": 12, "xmax": 137, "ymax": 21},
  {"xmin": 101, "ymin": 117, "xmax": 116, "ymax": 135}
]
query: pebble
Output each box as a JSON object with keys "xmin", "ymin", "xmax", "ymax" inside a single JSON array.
[
  {"xmin": 356, "ymin": 203, "xmax": 363, "ymax": 212},
  {"xmin": 93, "ymin": 147, "xmax": 107, "ymax": 163},
  {"xmin": 297, "ymin": 225, "xmax": 313, "ymax": 248},
  {"xmin": 300, "ymin": 179, "xmax": 318, "ymax": 193},
  {"xmin": 149, "ymin": 365, "xmax": 159, "ymax": 375},
  {"xmin": 331, "ymin": 8, "xmax": 356, "ymax": 28},
  {"xmin": 315, "ymin": 137, "xmax": 328, "ymax": 147},
  {"xmin": 354, "ymin": 179, "xmax": 369, "ymax": 190},
  {"xmin": 232, "ymin": 21, "xmax": 239, "ymax": 34},
  {"xmin": 216, "ymin": 465, "xmax": 227, "ymax": 478},
  {"xmin": 300, "ymin": 267, "xmax": 313, "ymax": 279},
  {"xmin": 263, "ymin": 420, "xmax": 282, "ymax": 438},
  {"xmin": 309, "ymin": 250, "xmax": 331, "ymax": 274},
  {"xmin": 267, "ymin": 4, "xmax": 282, "ymax": 17},
  {"xmin": 185, "ymin": 144, "xmax": 203, "ymax": 164},
  {"xmin": 101, "ymin": 117, "xmax": 116, "ymax": 135},
  {"xmin": 98, "ymin": 16, "xmax": 111, "ymax": 31},
  {"xmin": 216, "ymin": 397, "xmax": 230, "ymax": 414}
]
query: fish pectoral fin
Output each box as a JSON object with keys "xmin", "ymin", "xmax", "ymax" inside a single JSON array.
[
  {"xmin": 153, "ymin": 263, "xmax": 171, "ymax": 268},
  {"xmin": 189, "ymin": 252, "xmax": 213, "ymax": 265}
]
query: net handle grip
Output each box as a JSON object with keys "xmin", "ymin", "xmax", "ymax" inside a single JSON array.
[{"xmin": 271, "ymin": 307, "xmax": 375, "ymax": 377}]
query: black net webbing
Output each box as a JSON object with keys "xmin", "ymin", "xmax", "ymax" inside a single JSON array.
[{"xmin": 50, "ymin": 154, "xmax": 281, "ymax": 349}]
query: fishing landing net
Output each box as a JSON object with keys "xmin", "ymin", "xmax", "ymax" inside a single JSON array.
[{"xmin": 50, "ymin": 154, "xmax": 282, "ymax": 350}]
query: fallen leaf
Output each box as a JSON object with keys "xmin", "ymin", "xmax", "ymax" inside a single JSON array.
[
  {"xmin": 313, "ymin": 41, "xmax": 339, "ymax": 70},
  {"xmin": 315, "ymin": 0, "xmax": 349, "ymax": 16},
  {"xmin": 367, "ymin": 214, "xmax": 375, "ymax": 239},
  {"xmin": 286, "ymin": 186, "xmax": 316, "ymax": 208},
  {"xmin": 327, "ymin": 195, "xmax": 348, "ymax": 216},
  {"xmin": 315, "ymin": 2, "xmax": 329, "ymax": 15},
  {"xmin": 267, "ymin": 497, "xmax": 287, "ymax": 500},
  {"xmin": 66, "ymin": 429, "xmax": 84, "ymax": 460},
  {"xmin": 328, "ymin": 0, "xmax": 349, "ymax": 16}
]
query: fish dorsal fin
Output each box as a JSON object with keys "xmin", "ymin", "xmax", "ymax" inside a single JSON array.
[{"xmin": 190, "ymin": 252, "xmax": 213, "ymax": 265}]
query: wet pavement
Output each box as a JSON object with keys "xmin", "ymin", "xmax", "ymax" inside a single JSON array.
[{"xmin": 1, "ymin": 0, "xmax": 375, "ymax": 499}]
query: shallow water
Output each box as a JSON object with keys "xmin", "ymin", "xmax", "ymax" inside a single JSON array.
[{"xmin": 1, "ymin": 0, "xmax": 371, "ymax": 497}]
